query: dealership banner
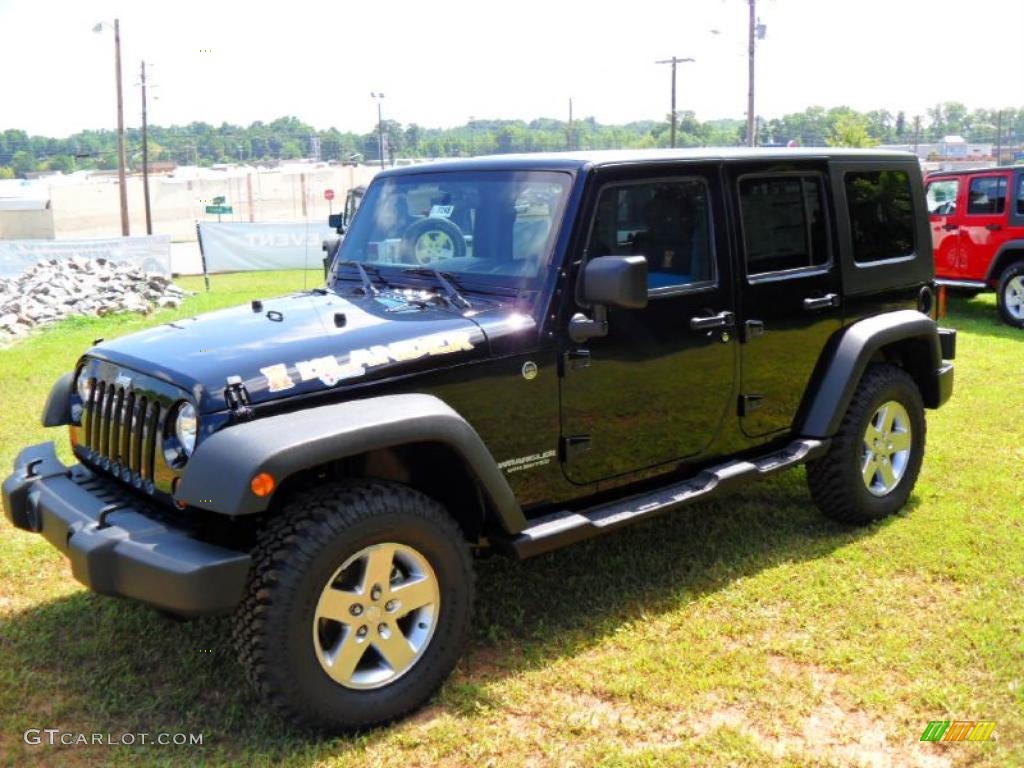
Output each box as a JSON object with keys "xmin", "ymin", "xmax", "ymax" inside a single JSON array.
[
  {"xmin": 196, "ymin": 221, "xmax": 334, "ymax": 274},
  {"xmin": 0, "ymin": 235, "xmax": 171, "ymax": 278}
]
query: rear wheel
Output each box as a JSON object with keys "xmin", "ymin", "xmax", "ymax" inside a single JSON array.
[
  {"xmin": 996, "ymin": 261, "xmax": 1024, "ymax": 328},
  {"xmin": 807, "ymin": 365, "xmax": 925, "ymax": 524},
  {"xmin": 234, "ymin": 481, "xmax": 474, "ymax": 732}
]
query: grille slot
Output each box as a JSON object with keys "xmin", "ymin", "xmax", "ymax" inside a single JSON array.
[{"xmin": 80, "ymin": 369, "xmax": 170, "ymax": 492}]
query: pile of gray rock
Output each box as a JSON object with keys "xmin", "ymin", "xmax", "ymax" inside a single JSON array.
[{"xmin": 0, "ymin": 257, "xmax": 188, "ymax": 342}]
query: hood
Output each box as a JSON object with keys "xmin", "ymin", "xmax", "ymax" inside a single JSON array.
[{"xmin": 88, "ymin": 290, "xmax": 500, "ymax": 413}]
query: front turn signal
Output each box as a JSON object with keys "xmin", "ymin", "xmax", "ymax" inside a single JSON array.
[{"xmin": 250, "ymin": 472, "xmax": 276, "ymax": 497}]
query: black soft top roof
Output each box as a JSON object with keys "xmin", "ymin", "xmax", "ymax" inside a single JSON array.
[{"xmin": 377, "ymin": 147, "xmax": 918, "ymax": 177}]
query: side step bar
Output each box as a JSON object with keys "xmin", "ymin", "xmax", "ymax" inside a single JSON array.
[
  {"xmin": 934, "ymin": 278, "xmax": 987, "ymax": 289},
  {"xmin": 506, "ymin": 438, "xmax": 828, "ymax": 558}
]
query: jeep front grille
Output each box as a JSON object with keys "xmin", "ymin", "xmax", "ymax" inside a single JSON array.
[{"xmin": 79, "ymin": 368, "xmax": 172, "ymax": 492}]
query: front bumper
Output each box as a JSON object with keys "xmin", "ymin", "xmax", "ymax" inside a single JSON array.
[{"xmin": 2, "ymin": 443, "xmax": 250, "ymax": 617}]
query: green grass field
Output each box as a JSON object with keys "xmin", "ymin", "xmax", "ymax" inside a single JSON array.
[{"xmin": 0, "ymin": 274, "xmax": 1021, "ymax": 767}]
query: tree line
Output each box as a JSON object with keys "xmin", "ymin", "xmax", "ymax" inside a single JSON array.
[{"xmin": 2, "ymin": 103, "xmax": 1023, "ymax": 179}]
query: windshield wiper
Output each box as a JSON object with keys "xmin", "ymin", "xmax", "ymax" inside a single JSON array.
[
  {"xmin": 401, "ymin": 267, "xmax": 472, "ymax": 309},
  {"xmin": 334, "ymin": 260, "xmax": 383, "ymax": 297}
]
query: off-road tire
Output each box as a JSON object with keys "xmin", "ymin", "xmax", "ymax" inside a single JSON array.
[
  {"xmin": 807, "ymin": 364, "xmax": 926, "ymax": 525},
  {"xmin": 996, "ymin": 260, "xmax": 1024, "ymax": 328},
  {"xmin": 233, "ymin": 481, "xmax": 474, "ymax": 733}
]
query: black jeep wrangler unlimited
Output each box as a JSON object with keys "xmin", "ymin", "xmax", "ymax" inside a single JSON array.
[{"xmin": 4, "ymin": 149, "xmax": 956, "ymax": 732}]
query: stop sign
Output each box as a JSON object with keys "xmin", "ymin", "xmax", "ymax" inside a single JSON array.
[{"xmin": 324, "ymin": 189, "xmax": 335, "ymax": 201}]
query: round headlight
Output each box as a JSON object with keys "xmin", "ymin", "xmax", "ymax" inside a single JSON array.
[
  {"xmin": 76, "ymin": 373, "xmax": 93, "ymax": 403},
  {"xmin": 175, "ymin": 403, "xmax": 198, "ymax": 457}
]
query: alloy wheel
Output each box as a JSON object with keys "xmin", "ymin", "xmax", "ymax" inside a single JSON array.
[
  {"xmin": 862, "ymin": 400, "xmax": 912, "ymax": 497},
  {"xmin": 1004, "ymin": 275, "xmax": 1024, "ymax": 321},
  {"xmin": 313, "ymin": 542, "xmax": 440, "ymax": 690}
]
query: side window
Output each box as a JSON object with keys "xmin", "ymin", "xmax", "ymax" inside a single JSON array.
[
  {"xmin": 738, "ymin": 174, "xmax": 828, "ymax": 276},
  {"xmin": 926, "ymin": 179, "xmax": 959, "ymax": 216},
  {"xmin": 844, "ymin": 170, "xmax": 915, "ymax": 264},
  {"xmin": 1018, "ymin": 175, "xmax": 1024, "ymax": 215},
  {"xmin": 966, "ymin": 176, "xmax": 1007, "ymax": 215},
  {"xmin": 588, "ymin": 178, "xmax": 714, "ymax": 291}
]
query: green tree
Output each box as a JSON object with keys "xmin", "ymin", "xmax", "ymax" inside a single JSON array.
[
  {"xmin": 0, "ymin": 166, "xmax": 14, "ymax": 179},
  {"xmin": 11, "ymin": 150, "xmax": 35, "ymax": 177},
  {"xmin": 828, "ymin": 114, "xmax": 877, "ymax": 148}
]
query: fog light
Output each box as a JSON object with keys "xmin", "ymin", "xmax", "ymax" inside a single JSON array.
[{"xmin": 250, "ymin": 472, "xmax": 275, "ymax": 497}]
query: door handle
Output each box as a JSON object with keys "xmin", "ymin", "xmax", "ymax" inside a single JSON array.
[
  {"xmin": 942, "ymin": 223, "xmax": 959, "ymax": 231},
  {"xmin": 803, "ymin": 293, "xmax": 839, "ymax": 311},
  {"xmin": 986, "ymin": 223, "xmax": 1002, "ymax": 231},
  {"xmin": 689, "ymin": 311, "xmax": 735, "ymax": 331}
]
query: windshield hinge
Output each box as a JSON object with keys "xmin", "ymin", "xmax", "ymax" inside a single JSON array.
[{"xmin": 224, "ymin": 375, "xmax": 255, "ymax": 422}]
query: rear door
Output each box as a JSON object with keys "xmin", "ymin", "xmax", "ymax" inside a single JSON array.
[
  {"xmin": 926, "ymin": 175, "xmax": 964, "ymax": 278},
  {"xmin": 728, "ymin": 164, "xmax": 842, "ymax": 438},
  {"xmin": 959, "ymin": 171, "xmax": 1011, "ymax": 280}
]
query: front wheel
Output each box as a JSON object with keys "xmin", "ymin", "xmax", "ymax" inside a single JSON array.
[
  {"xmin": 807, "ymin": 364, "xmax": 926, "ymax": 525},
  {"xmin": 996, "ymin": 261, "xmax": 1024, "ymax": 328},
  {"xmin": 234, "ymin": 481, "xmax": 474, "ymax": 732}
]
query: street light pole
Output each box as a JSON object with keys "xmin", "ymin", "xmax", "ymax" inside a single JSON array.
[
  {"xmin": 371, "ymin": 92, "xmax": 386, "ymax": 169},
  {"xmin": 140, "ymin": 60, "xmax": 152, "ymax": 235},
  {"xmin": 655, "ymin": 56, "xmax": 695, "ymax": 148}
]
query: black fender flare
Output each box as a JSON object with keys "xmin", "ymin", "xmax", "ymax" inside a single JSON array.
[
  {"xmin": 797, "ymin": 310, "xmax": 945, "ymax": 439},
  {"xmin": 42, "ymin": 372, "xmax": 74, "ymax": 427},
  {"xmin": 175, "ymin": 393, "xmax": 527, "ymax": 533},
  {"xmin": 985, "ymin": 240, "xmax": 1024, "ymax": 282}
]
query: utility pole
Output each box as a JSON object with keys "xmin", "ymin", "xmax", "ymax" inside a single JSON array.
[
  {"xmin": 371, "ymin": 92, "xmax": 386, "ymax": 169},
  {"xmin": 94, "ymin": 19, "xmax": 130, "ymax": 235},
  {"xmin": 567, "ymin": 97, "xmax": 573, "ymax": 151},
  {"xmin": 655, "ymin": 56, "xmax": 695, "ymax": 148},
  {"xmin": 995, "ymin": 110, "xmax": 1003, "ymax": 166},
  {"xmin": 140, "ymin": 60, "xmax": 152, "ymax": 235},
  {"xmin": 746, "ymin": 0, "xmax": 756, "ymax": 147},
  {"xmin": 113, "ymin": 20, "xmax": 129, "ymax": 235},
  {"xmin": 912, "ymin": 115, "xmax": 921, "ymax": 156}
]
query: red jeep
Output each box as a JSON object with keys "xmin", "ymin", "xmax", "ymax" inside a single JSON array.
[{"xmin": 926, "ymin": 167, "xmax": 1024, "ymax": 327}]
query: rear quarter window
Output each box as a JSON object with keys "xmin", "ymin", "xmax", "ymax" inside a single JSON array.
[{"xmin": 844, "ymin": 170, "xmax": 916, "ymax": 264}]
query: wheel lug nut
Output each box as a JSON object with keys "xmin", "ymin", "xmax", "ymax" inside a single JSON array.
[
  {"xmin": 356, "ymin": 625, "xmax": 367, "ymax": 637},
  {"xmin": 385, "ymin": 600, "xmax": 396, "ymax": 612},
  {"xmin": 370, "ymin": 584, "xmax": 382, "ymax": 601},
  {"xmin": 350, "ymin": 604, "xmax": 363, "ymax": 616},
  {"xmin": 377, "ymin": 623, "xmax": 390, "ymax": 638}
]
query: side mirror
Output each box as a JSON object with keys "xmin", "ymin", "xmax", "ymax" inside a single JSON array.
[
  {"xmin": 328, "ymin": 213, "xmax": 345, "ymax": 234},
  {"xmin": 570, "ymin": 255, "xmax": 648, "ymax": 343},
  {"xmin": 581, "ymin": 255, "xmax": 648, "ymax": 309},
  {"xmin": 322, "ymin": 235, "xmax": 341, "ymax": 280}
]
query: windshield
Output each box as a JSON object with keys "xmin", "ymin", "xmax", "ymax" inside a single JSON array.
[{"xmin": 335, "ymin": 171, "xmax": 571, "ymax": 288}]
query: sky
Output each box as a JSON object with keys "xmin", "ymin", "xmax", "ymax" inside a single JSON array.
[{"xmin": 2, "ymin": 0, "xmax": 1022, "ymax": 138}]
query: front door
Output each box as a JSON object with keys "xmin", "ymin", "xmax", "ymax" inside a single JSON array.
[
  {"xmin": 559, "ymin": 167, "xmax": 736, "ymax": 485},
  {"xmin": 728, "ymin": 165, "xmax": 842, "ymax": 438},
  {"xmin": 959, "ymin": 172, "xmax": 1011, "ymax": 280},
  {"xmin": 925, "ymin": 175, "xmax": 964, "ymax": 277}
]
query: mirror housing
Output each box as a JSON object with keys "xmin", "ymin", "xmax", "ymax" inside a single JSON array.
[
  {"xmin": 581, "ymin": 255, "xmax": 648, "ymax": 309},
  {"xmin": 328, "ymin": 213, "xmax": 345, "ymax": 234},
  {"xmin": 569, "ymin": 256, "xmax": 649, "ymax": 343}
]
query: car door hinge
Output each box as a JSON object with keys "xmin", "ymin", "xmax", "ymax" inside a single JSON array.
[
  {"xmin": 559, "ymin": 435, "xmax": 592, "ymax": 461},
  {"xmin": 738, "ymin": 394, "xmax": 764, "ymax": 417},
  {"xmin": 561, "ymin": 349, "xmax": 591, "ymax": 375}
]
